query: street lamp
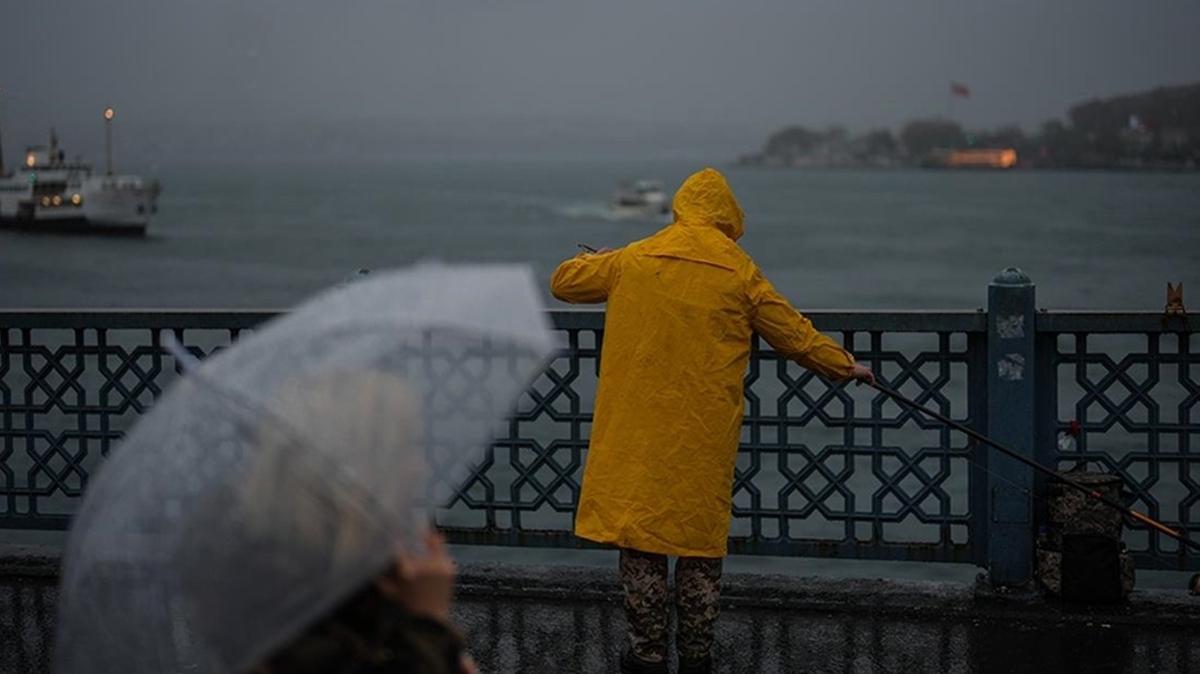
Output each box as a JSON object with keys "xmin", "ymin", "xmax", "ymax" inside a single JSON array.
[
  {"xmin": 103, "ymin": 106, "xmax": 115, "ymax": 176},
  {"xmin": 0, "ymin": 88, "xmax": 6, "ymax": 176}
]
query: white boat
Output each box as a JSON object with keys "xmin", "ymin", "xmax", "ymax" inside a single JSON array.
[
  {"xmin": 610, "ymin": 179, "xmax": 670, "ymax": 217},
  {"xmin": 0, "ymin": 124, "xmax": 159, "ymax": 236}
]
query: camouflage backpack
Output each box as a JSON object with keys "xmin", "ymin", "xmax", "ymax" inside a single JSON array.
[{"xmin": 1035, "ymin": 470, "xmax": 1134, "ymax": 602}]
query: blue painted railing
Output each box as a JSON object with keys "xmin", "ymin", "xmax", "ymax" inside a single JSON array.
[{"xmin": 1, "ymin": 274, "xmax": 1196, "ymax": 580}]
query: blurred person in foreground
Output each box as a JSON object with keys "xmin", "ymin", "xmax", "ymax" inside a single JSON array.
[
  {"xmin": 237, "ymin": 372, "xmax": 478, "ymax": 674},
  {"xmin": 53, "ymin": 264, "xmax": 552, "ymax": 674},
  {"xmin": 247, "ymin": 530, "xmax": 476, "ymax": 674},
  {"xmin": 551, "ymin": 168, "xmax": 874, "ymax": 674}
]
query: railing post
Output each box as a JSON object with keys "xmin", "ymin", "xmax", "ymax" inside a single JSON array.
[{"xmin": 986, "ymin": 268, "xmax": 1036, "ymax": 586}]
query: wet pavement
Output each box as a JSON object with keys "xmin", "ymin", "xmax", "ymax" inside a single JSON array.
[
  {"xmin": 453, "ymin": 564, "xmax": 1200, "ymax": 673},
  {"xmin": 458, "ymin": 595, "xmax": 1198, "ymax": 673},
  {"xmin": 7, "ymin": 563, "xmax": 1200, "ymax": 674}
]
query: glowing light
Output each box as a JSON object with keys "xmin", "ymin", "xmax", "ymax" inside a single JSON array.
[
  {"xmin": 40, "ymin": 196, "xmax": 50, "ymax": 207},
  {"xmin": 51, "ymin": 195, "xmax": 62, "ymax": 206},
  {"xmin": 70, "ymin": 193, "xmax": 82, "ymax": 206},
  {"xmin": 944, "ymin": 148, "xmax": 1018, "ymax": 169},
  {"xmin": 25, "ymin": 153, "xmax": 36, "ymax": 168},
  {"xmin": 103, "ymin": 107, "xmax": 115, "ymax": 121}
]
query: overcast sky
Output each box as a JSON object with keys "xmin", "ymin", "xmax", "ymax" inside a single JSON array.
[{"xmin": 3, "ymin": 0, "xmax": 1198, "ymax": 160}]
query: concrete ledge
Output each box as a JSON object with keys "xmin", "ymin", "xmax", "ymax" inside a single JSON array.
[
  {"xmin": 458, "ymin": 561, "xmax": 1200, "ymax": 627},
  {"xmin": 0, "ymin": 545, "xmax": 60, "ymax": 579},
  {"xmin": 9, "ymin": 544, "xmax": 1200, "ymax": 629}
]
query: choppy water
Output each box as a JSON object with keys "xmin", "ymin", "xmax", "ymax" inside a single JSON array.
[
  {"xmin": 3, "ymin": 160, "xmax": 1199, "ymax": 587},
  {"xmin": 2, "ymin": 159, "xmax": 1198, "ymax": 310}
]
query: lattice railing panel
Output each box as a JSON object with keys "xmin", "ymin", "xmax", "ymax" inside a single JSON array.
[
  {"xmin": 1, "ymin": 311, "xmax": 986, "ymax": 563},
  {"xmin": 0, "ymin": 321, "xmax": 255, "ymax": 528},
  {"xmin": 729, "ymin": 329, "xmax": 981, "ymax": 561},
  {"xmin": 1048, "ymin": 329, "xmax": 1198, "ymax": 568}
]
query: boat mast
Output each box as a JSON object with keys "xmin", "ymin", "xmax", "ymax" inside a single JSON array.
[
  {"xmin": 103, "ymin": 107, "xmax": 114, "ymax": 175},
  {"xmin": 0, "ymin": 88, "xmax": 6, "ymax": 176}
]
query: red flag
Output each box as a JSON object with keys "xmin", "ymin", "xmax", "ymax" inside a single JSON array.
[{"xmin": 950, "ymin": 82, "xmax": 971, "ymax": 98}]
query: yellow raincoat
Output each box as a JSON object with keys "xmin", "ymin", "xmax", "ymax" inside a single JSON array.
[{"xmin": 551, "ymin": 168, "xmax": 855, "ymax": 558}]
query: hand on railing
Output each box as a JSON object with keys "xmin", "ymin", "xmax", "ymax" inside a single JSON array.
[{"xmin": 847, "ymin": 363, "xmax": 876, "ymax": 386}]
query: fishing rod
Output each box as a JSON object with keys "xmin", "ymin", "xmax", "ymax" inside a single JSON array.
[{"xmin": 867, "ymin": 380, "xmax": 1200, "ymax": 553}]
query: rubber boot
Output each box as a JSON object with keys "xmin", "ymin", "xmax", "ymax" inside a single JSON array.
[
  {"xmin": 620, "ymin": 649, "xmax": 668, "ymax": 674},
  {"xmin": 678, "ymin": 654, "xmax": 713, "ymax": 674}
]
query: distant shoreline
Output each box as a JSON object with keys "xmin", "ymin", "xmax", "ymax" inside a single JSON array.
[
  {"xmin": 740, "ymin": 81, "xmax": 1200, "ymax": 176},
  {"xmin": 733, "ymin": 158, "xmax": 1200, "ymax": 174}
]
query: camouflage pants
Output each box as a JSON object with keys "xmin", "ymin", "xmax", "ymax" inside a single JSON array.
[{"xmin": 619, "ymin": 547, "xmax": 723, "ymax": 664}]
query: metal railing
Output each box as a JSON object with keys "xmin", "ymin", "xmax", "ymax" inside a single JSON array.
[
  {"xmin": 1, "ymin": 281, "xmax": 1196, "ymax": 577},
  {"xmin": 1037, "ymin": 311, "xmax": 1199, "ymax": 569},
  {"xmin": 441, "ymin": 310, "xmax": 986, "ymax": 564}
]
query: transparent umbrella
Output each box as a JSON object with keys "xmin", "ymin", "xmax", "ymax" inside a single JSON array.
[{"xmin": 54, "ymin": 263, "xmax": 555, "ymax": 674}]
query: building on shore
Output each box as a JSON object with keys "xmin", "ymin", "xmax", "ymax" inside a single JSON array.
[{"xmin": 922, "ymin": 147, "xmax": 1018, "ymax": 169}]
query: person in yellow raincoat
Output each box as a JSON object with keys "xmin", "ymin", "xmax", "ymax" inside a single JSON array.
[{"xmin": 550, "ymin": 168, "xmax": 873, "ymax": 674}]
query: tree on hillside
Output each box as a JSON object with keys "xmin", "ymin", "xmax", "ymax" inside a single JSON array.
[
  {"xmin": 1037, "ymin": 119, "xmax": 1087, "ymax": 165},
  {"xmin": 763, "ymin": 126, "xmax": 821, "ymax": 158},
  {"xmin": 899, "ymin": 119, "xmax": 966, "ymax": 158},
  {"xmin": 862, "ymin": 129, "xmax": 898, "ymax": 156},
  {"xmin": 972, "ymin": 125, "xmax": 1027, "ymax": 149},
  {"xmin": 1069, "ymin": 83, "xmax": 1200, "ymax": 161},
  {"xmin": 824, "ymin": 125, "xmax": 849, "ymax": 143}
]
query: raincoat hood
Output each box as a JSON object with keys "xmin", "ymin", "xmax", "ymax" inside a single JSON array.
[{"xmin": 671, "ymin": 168, "xmax": 746, "ymax": 241}]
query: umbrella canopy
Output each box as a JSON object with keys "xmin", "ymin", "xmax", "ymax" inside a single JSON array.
[{"xmin": 54, "ymin": 263, "xmax": 554, "ymax": 674}]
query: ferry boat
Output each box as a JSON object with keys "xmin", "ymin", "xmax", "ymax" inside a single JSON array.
[
  {"xmin": 0, "ymin": 117, "xmax": 159, "ymax": 236},
  {"xmin": 610, "ymin": 179, "xmax": 670, "ymax": 217}
]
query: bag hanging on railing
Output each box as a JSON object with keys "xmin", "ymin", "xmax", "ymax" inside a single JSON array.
[{"xmin": 1036, "ymin": 470, "xmax": 1135, "ymax": 603}]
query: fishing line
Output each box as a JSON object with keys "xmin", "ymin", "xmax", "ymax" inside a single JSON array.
[{"xmin": 866, "ymin": 380, "xmax": 1200, "ymax": 553}]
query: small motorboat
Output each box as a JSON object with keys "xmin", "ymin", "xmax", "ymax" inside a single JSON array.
[{"xmin": 610, "ymin": 179, "xmax": 670, "ymax": 218}]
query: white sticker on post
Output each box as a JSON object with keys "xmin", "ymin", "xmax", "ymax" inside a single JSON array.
[
  {"xmin": 998, "ymin": 353, "xmax": 1025, "ymax": 381},
  {"xmin": 997, "ymin": 315, "xmax": 1025, "ymax": 339}
]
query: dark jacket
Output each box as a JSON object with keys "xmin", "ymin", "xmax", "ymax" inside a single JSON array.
[{"xmin": 250, "ymin": 584, "xmax": 464, "ymax": 674}]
